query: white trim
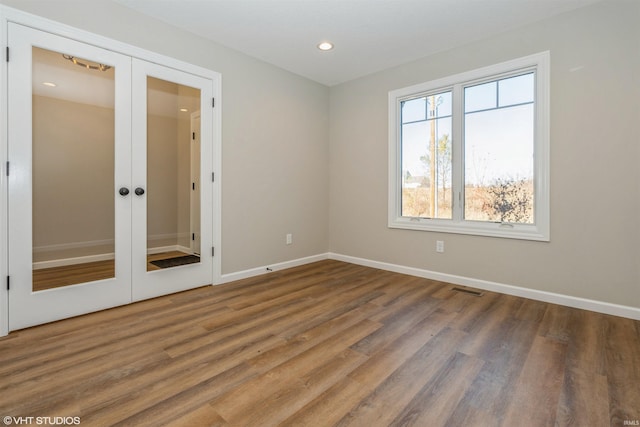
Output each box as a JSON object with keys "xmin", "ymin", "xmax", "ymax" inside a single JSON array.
[
  {"xmin": 33, "ymin": 249, "xmax": 640, "ymax": 321},
  {"xmin": 0, "ymin": 6, "xmax": 7, "ymax": 337},
  {"xmin": 33, "ymin": 253, "xmax": 115, "ymax": 270},
  {"xmin": 217, "ymin": 252, "xmax": 640, "ymax": 320},
  {"xmin": 190, "ymin": 110, "xmax": 201, "ymax": 256},
  {"xmin": 33, "ymin": 245, "xmax": 194, "ymax": 270},
  {"xmin": 149, "ymin": 245, "xmax": 193, "ymax": 255},
  {"xmin": 146, "ymin": 233, "xmax": 191, "ymax": 243},
  {"xmin": 32, "ymin": 235, "xmax": 186, "ymax": 253},
  {"xmin": 176, "ymin": 245, "xmax": 193, "ymax": 255},
  {"xmin": 33, "ymin": 239, "xmax": 114, "ymax": 253},
  {"xmin": 212, "ymin": 74, "xmax": 222, "ymax": 287},
  {"xmin": 328, "ymin": 253, "xmax": 640, "ymax": 321},
  {"xmin": 220, "ymin": 254, "xmax": 329, "ymax": 284}
]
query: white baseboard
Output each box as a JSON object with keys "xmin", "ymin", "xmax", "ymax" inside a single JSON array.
[
  {"xmin": 33, "ymin": 246, "xmax": 194, "ymax": 270},
  {"xmin": 33, "ymin": 253, "xmax": 115, "ymax": 270},
  {"xmin": 177, "ymin": 245, "xmax": 193, "ymax": 254},
  {"xmin": 33, "ymin": 239, "xmax": 114, "ymax": 253},
  {"xmin": 147, "ymin": 233, "xmax": 192, "ymax": 244},
  {"xmin": 220, "ymin": 253, "xmax": 329, "ymax": 283},
  {"xmin": 147, "ymin": 245, "xmax": 192, "ymax": 255},
  {"xmin": 35, "ymin": 247, "xmax": 639, "ymax": 321},
  {"xmin": 328, "ymin": 252, "xmax": 640, "ymax": 321}
]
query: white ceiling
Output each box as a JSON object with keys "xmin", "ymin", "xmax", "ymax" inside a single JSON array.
[
  {"xmin": 114, "ymin": 0, "xmax": 602, "ymax": 86},
  {"xmin": 33, "ymin": 47, "xmax": 199, "ymax": 116},
  {"xmin": 33, "ymin": 46, "xmax": 115, "ymax": 108}
]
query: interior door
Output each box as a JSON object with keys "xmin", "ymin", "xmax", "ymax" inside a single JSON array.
[
  {"xmin": 7, "ymin": 24, "xmax": 132, "ymax": 330},
  {"xmin": 131, "ymin": 59, "xmax": 213, "ymax": 301}
]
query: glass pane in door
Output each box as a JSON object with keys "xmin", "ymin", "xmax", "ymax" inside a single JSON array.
[
  {"xmin": 31, "ymin": 47, "xmax": 116, "ymax": 291},
  {"xmin": 146, "ymin": 77, "xmax": 201, "ymax": 271}
]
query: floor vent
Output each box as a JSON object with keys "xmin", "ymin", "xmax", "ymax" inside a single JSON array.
[{"xmin": 451, "ymin": 287, "xmax": 484, "ymax": 297}]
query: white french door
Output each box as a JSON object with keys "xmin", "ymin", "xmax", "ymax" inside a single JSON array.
[
  {"xmin": 131, "ymin": 59, "xmax": 213, "ymax": 301},
  {"xmin": 7, "ymin": 24, "xmax": 132, "ymax": 330},
  {"xmin": 7, "ymin": 24, "xmax": 214, "ymax": 331}
]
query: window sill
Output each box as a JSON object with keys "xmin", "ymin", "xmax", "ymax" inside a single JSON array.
[{"xmin": 388, "ymin": 217, "xmax": 550, "ymax": 242}]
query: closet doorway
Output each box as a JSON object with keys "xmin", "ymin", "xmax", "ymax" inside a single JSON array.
[{"xmin": 7, "ymin": 23, "xmax": 216, "ymax": 331}]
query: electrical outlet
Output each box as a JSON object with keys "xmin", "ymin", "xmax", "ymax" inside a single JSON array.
[
  {"xmin": 436, "ymin": 240, "xmax": 445, "ymax": 253},
  {"xmin": 286, "ymin": 233, "xmax": 293, "ymax": 245}
]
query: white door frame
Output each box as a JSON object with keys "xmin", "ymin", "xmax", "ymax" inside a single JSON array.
[
  {"xmin": 190, "ymin": 111, "xmax": 201, "ymax": 256},
  {"xmin": 0, "ymin": 5, "xmax": 222, "ymax": 336}
]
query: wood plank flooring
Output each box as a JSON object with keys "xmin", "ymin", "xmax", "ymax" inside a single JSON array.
[
  {"xmin": 1, "ymin": 260, "xmax": 639, "ymax": 426},
  {"xmin": 33, "ymin": 251, "xmax": 194, "ymax": 291}
]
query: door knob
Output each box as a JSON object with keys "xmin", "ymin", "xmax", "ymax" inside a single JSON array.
[
  {"xmin": 119, "ymin": 187, "xmax": 130, "ymax": 196},
  {"xmin": 135, "ymin": 187, "xmax": 145, "ymax": 196}
]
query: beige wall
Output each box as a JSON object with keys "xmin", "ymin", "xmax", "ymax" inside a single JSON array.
[
  {"xmin": 175, "ymin": 112, "xmax": 191, "ymax": 250},
  {"xmin": 176, "ymin": 85, "xmax": 197, "ymax": 250},
  {"xmin": 146, "ymin": 113, "xmax": 179, "ymax": 248},
  {"xmin": 146, "ymin": 77, "xmax": 193, "ymax": 250},
  {"xmin": 32, "ymin": 95, "xmax": 115, "ymax": 262},
  {"xmin": 1, "ymin": 0, "xmax": 330, "ymax": 274},
  {"xmin": 147, "ymin": 110, "xmax": 192, "ymax": 251},
  {"xmin": 33, "ymin": 88, "xmax": 195, "ymax": 261},
  {"xmin": 329, "ymin": 0, "xmax": 640, "ymax": 308}
]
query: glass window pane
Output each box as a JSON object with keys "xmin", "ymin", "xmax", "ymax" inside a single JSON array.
[
  {"xmin": 432, "ymin": 91, "xmax": 452, "ymax": 117},
  {"xmin": 464, "ymin": 81, "xmax": 496, "ymax": 113},
  {"xmin": 464, "ymin": 103, "xmax": 534, "ymax": 223},
  {"xmin": 498, "ymin": 73, "xmax": 534, "ymax": 107},
  {"xmin": 401, "ymin": 91, "xmax": 452, "ymax": 219},
  {"xmin": 31, "ymin": 47, "xmax": 116, "ymax": 291},
  {"xmin": 146, "ymin": 77, "xmax": 202, "ymax": 271},
  {"xmin": 401, "ymin": 97, "xmax": 426, "ymax": 123}
]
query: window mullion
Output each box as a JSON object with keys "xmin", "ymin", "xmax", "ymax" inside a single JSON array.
[{"xmin": 451, "ymin": 84, "xmax": 464, "ymax": 222}]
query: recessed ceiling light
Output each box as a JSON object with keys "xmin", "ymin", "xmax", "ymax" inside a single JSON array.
[
  {"xmin": 317, "ymin": 41, "xmax": 334, "ymax": 51},
  {"xmin": 179, "ymin": 108, "xmax": 188, "ymax": 112},
  {"xmin": 42, "ymin": 82, "xmax": 57, "ymax": 87}
]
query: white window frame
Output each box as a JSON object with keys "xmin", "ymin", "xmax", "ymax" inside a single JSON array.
[{"xmin": 388, "ymin": 51, "xmax": 550, "ymax": 241}]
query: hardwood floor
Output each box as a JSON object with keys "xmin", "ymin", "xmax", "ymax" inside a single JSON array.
[
  {"xmin": 33, "ymin": 251, "xmax": 194, "ymax": 291},
  {"xmin": 1, "ymin": 260, "xmax": 639, "ymax": 426}
]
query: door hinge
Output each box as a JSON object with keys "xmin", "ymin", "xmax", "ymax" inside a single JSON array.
[
  {"xmin": 212, "ymin": 172, "xmax": 215, "ymax": 182},
  {"xmin": 5, "ymin": 47, "xmax": 8, "ymax": 62},
  {"xmin": 192, "ymin": 233, "xmax": 195, "ymax": 241},
  {"xmin": 212, "ymin": 98, "xmax": 215, "ymax": 108},
  {"xmin": 6, "ymin": 276, "xmax": 9, "ymax": 291},
  {"xmin": 192, "ymin": 132, "xmax": 195, "ymax": 140},
  {"xmin": 212, "ymin": 247, "xmax": 215, "ymax": 257},
  {"xmin": 192, "ymin": 182, "xmax": 195, "ymax": 190},
  {"xmin": 5, "ymin": 161, "xmax": 9, "ymax": 176}
]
